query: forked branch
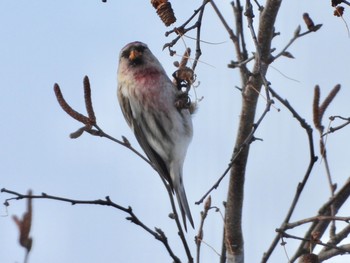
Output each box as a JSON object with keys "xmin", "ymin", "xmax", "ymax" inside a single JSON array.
[{"xmin": 2, "ymin": 188, "xmax": 181, "ymax": 263}]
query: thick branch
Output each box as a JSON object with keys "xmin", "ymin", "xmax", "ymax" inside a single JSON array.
[
  {"xmin": 290, "ymin": 178, "xmax": 350, "ymax": 261},
  {"xmin": 224, "ymin": 1, "xmax": 282, "ymax": 263},
  {"xmin": 318, "ymin": 244, "xmax": 350, "ymax": 261}
]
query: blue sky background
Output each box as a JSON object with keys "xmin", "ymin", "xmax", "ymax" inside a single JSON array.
[{"xmin": 1, "ymin": 1, "xmax": 350, "ymax": 263}]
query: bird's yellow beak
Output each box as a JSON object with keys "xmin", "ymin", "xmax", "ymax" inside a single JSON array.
[{"xmin": 129, "ymin": 49, "xmax": 142, "ymax": 61}]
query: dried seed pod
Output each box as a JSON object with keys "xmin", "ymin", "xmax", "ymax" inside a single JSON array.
[
  {"xmin": 70, "ymin": 126, "xmax": 86, "ymax": 139},
  {"xmin": 12, "ymin": 190, "xmax": 33, "ymax": 253},
  {"xmin": 303, "ymin": 13, "xmax": 315, "ymax": 30},
  {"xmin": 319, "ymin": 84, "xmax": 341, "ymax": 119},
  {"xmin": 151, "ymin": 0, "xmax": 165, "ymax": 9},
  {"xmin": 174, "ymin": 67, "xmax": 195, "ymax": 86},
  {"xmin": 151, "ymin": 0, "xmax": 176, "ymax": 26},
  {"xmin": 334, "ymin": 6, "xmax": 345, "ymax": 17},
  {"xmin": 299, "ymin": 253, "xmax": 319, "ymax": 263},
  {"xmin": 178, "ymin": 48, "xmax": 191, "ymax": 69},
  {"xmin": 313, "ymin": 85, "xmax": 322, "ymax": 131}
]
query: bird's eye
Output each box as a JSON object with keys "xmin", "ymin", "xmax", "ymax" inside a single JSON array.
[
  {"xmin": 134, "ymin": 45, "xmax": 146, "ymax": 53},
  {"xmin": 121, "ymin": 50, "xmax": 130, "ymax": 59}
]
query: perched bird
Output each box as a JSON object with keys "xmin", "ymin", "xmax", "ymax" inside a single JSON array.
[{"xmin": 117, "ymin": 41, "xmax": 194, "ymax": 229}]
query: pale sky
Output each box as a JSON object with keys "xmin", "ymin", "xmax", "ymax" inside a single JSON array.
[{"xmin": 1, "ymin": 1, "xmax": 350, "ymax": 263}]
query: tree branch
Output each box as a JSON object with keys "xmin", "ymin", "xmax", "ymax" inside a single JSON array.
[
  {"xmin": 164, "ymin": 0, "xmax": 210, "ymax": 71},
  {"xmin": 2, "ymin": 188, "xmax": 182, "ymax": 263},
  {"xmin": 290, "ymin": 177, "xmax": 350, "ymax": 261},
  {"xmin": 261, "ymin": 87, "xmax": 318, "ymax": 263},
  {"xmin": 277, "ymin": 230, "xmax": 350, "ymax": 255},
  {"xmin": 222, "ymin": 1, "xmax": 282, "ymax": 262},
  {"xmin": 318, "ymin": 244, "xmax": 350, "ymax": 261}
]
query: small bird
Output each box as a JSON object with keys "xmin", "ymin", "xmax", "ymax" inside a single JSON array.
[{"xmin": 117, "ymin": 41, "xmax": 194, "ymax": 230}]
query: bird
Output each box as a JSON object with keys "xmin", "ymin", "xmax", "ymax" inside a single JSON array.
[{"xmin": 117, "ymin": 41, "xmax": 194, "ymax": 230}]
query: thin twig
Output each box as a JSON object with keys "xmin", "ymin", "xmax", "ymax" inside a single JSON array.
[
  {"xmin": 164, "ymin": 0, "xmax": 210, "ymax": 53},
  {"xmin": 231, "ymin": 0, "xmax": 251, "ymax": 93},
  {"xmin": 162, "ymin": 177, "xmax": 193, "ymax": 262},
  {"xmin": 277, "ymin": 230, "xmax": 350, "ymax": 254},
  {"xmin": 322, "ymin": 116, "xmax": 350, "ymax": 136},
  {"xmin": 195, "ymin": 196, "xmax": 212, "ymax": 263},
  {"xmin": 235, "ymin": 0, "xmax": 248, "ymax": 59},
  {"xmin": 90, "ymin": 124, "xmax": 153, "ymax": 166},
  {"xmin": 192, "ymin": 0, "xmax": 207, "ymax": 71},
  {"xmin": 262, "ymin": 87, "xmax": 318, "ymax": 263},
  {"xmin": 210, "ymin": 0, "xmax": 237, "ymax": 43},
  {"xmin": 285, "ymin": 215, "xmax": 350, "ymax": 229},
  {"xmin": 245, "ymin": 0, "xmax": 261, "ymax": 61},
  {"xmin": 2, "ymin": 188, "xmax": 182, "ymax": 263},
  {"xmin": 290, "ymin": 177, "xmax": 350, "ymax": 261},
  {"xmin": 272, "ymin": 25, "xmax": 323, "ymax": 63},
  {"xmin": 332, "ymin": 0, "xmax": 350, "ymax": 6},
  {"xmin": 196, "ymin": 97, "xmax": 272, "ymax": 205}
]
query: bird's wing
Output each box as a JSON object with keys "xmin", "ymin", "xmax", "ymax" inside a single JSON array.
[{"xmin": 118, "ymin": 91, "xmax": 173, "ymax": 188}]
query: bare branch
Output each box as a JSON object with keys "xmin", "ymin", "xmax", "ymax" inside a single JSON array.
[
  {"xmin": 196, "ymin": 96, "xmax": 272, "ymax": 205},
  {"xmin": 323, "ymin": 115, "xmax": 350, "ymax": 136},
  {"xmin": 277, "ymin": 230, "xmax": 350, "ymax": 256},
  {"xmin": 262, "ymin": 87, "xmax": 318, "ymax": 263},
  {"xmin": 195, "ymin": 196, "xmax": 212, "ymax": 263},
  {"xmin": 285, "ymin": 216, "xmax": 350, "ymax": 230},
  {"xmin": 272, "ymin": 24, "xmax": 316, "ymax": 61},
  {"xmin": 290, "ymin": 178, "xmax": 350, "ymax": 261},
  {"xmin": 2, "ymin": 188, "xmax": 182, "ymax": 263},
  {"xmin": 322, "ymin": 224, "xmax": 350, "ymax": 249},
  {"xmin": 332, "ymin": 0, "xmax": 350, "ymax": 7},
  {"xmin": 164, "ymin": 0, "xmax": 209, "ymax": 61},
  {"xmin": 210, "ymin": 0, "xmax": 237, "ymax": 43},
  {"xmin": 319, "ymin": 244, "xmax": 350, "ymax": 261}
]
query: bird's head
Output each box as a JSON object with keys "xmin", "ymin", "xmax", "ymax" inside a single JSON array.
[
  {"xmin": 120, "ymin": 41, "xmax": 149, "ymax": 67},
  {"xmin": 120, "ymin": 41, "xmax": 166, "ymax": 70}
]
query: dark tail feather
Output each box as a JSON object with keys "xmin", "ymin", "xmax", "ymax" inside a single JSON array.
[{"xmin": 175, "ymin": 182, "xmax": 194, "ymax": 231}]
